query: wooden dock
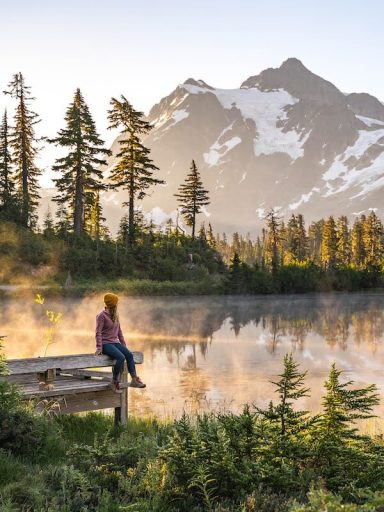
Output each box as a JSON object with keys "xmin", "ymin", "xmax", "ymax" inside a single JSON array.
[{"xmin": 0, "ymin": 353, "xmax": 144, "ymax": 425}]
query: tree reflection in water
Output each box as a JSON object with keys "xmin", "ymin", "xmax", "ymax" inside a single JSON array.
[{"xmin": 2, "ymin": 293, "xmax": 384, "ymax": 417}]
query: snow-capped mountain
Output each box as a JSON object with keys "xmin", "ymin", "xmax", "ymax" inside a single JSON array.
[{"xmin": 91, "ymin": 58, "xmax": 384, "ymax": 234}]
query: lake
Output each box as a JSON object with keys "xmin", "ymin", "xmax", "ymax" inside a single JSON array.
[{"xmin": 2, "ymin": 292, "xmax": 384, "ymax": 420}]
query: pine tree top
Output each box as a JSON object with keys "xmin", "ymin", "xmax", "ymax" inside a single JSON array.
[{"xmin": 107, "ymin": 95, "xmax": 163, "ymax": 196}]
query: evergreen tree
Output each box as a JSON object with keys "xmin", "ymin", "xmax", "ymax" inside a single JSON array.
[
  {"xmin": 320, "ymin": 364, "xmax": 379, "ymax": 438},
  {"xmin": 362, "ymin": 211, "xmax": 383, "ymax": 269},
  {"xmin": 256, "ymin": 354, "xmax": 313, "ymax": 491},
  {"xmin": 49, "ymin": 89, "xmax": 110, "ymax": 235},
  {"xmin": 243, "ymin": 234, "xmax": 255, "ymax": 265},
  {"xmin": 258, "ymin": 353, "xmax": 310, "ymax": 437},
  {"xmin": 264, "ymin": 209, "xmax": 281, "ymax": 273},
  {"xmin": 198, "ymin": 223, "xmax": 207, "ymax": 244},
  {"xmin": 279, "ymin": 220, "xmax": 287, "ymax": 265},
  {"xmin": 228, "ymin": 252, "xmax": 243, "ymax": 294},
  {"xmin": 108, "ymin": 95, "xmax": 163, "ymax": 246},
  {"xmin": 308, "ymin": 219, "xmax": 324, "ymax": 265},
  {"xmin": 207, "ymin": 223, "xmax": 216, "ymax": 248},
  {"xmin": 84, "ymin": 188, "xmax": 108, "ymax": 241},
  {"xmin": 232, "ymin": 232, "xmax": 241, "ymax": 258},
  {"xmin": 117, "ymin": 214, "xmax": 129, "ymax": 249},
  {"xmin": 296, "ymin": 214, "xmax": 308, "ymax": 261},
  {"xmin": 351, "ymin": 217, "xmax": 365, "ymax": 269},
  {"xmin": 336, "ymin": 216, "xmax": 351, "ymax": 267},
  {"xmin": 312, "ymin": 363, "xmax": 379, "ymax": 489},
  {"xmin": 175, "ymin": 160, "xmax": 210, "ymax": 240},
  {"xmin": 43, "ymin": 206, "xmax": 55, "ymax": 238},
  {"xmin": 255, "ymin": 236, "xmax": 263, "ymax": 267},
  {"xmin": 321, "ymin": 216, "xmax": 338, "ymax": 269},
  {"xmin": 4, "ymin": 73, "xmax": 42, "ymax": 228},
  {"xmin": 55, "ymin": 203, "xmax": 71, "ymax": 239},
  {"xmin": 285, "ymin": 215, "xmax": 299, "ymax": 264},
  {"xmin": 0, "ymin": 110, "xmax": 17, "ymax": 218}
]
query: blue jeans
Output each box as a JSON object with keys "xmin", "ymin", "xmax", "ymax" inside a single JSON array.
[{"xmin": 102, "ymin": 343, "xmax": 137, "ymax": 381}]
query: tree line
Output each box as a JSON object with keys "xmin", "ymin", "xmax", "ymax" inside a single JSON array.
[
  {"xmin": 211, "ymin": 209, "xmax": 384, "ymax": 272},
  {"xmin": 0, "ymin": 73, "xmax": 209, "ymax": 243}
]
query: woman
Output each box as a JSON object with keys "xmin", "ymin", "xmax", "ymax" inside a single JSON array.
[{"xmin": 95, "ymin": 293, "xmax": 146, "ymax": 393}]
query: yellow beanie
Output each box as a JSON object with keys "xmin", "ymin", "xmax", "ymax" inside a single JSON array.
[{"xmin": 104, "ymin": 293, "xmax": 119, "ymax": 308}]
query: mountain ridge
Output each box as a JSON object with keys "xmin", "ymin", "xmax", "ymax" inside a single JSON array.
[{"xmin": 40, "ymin": 58, "xmax": 384, "ymax": 235}]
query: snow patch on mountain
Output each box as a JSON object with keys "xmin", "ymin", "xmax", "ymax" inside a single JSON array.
[
  {"xmin": 204, "ymin": 134, "xmax": 241, "ymax": 166},
  {"xmin": 145, "ymin": 206, "xmax": 175, "ymax": 225},
  {"xmin": 289, "ymin": 187, "xmax": 320, "ymax": 210},
  {"xmin": 256, "ymin": 208, "xmax": 266, "ymax": 219},
  {"xmin": 182, "ymin": 83, "xmax": 307, "ymax": 160},
  {"xmin": 170, "ymin": 93, "xmax": 188, "ymax": 107},
  {"xmin": 323, "ymin": 127, "xmax": 384, "ymax": 196},
  {"xmin": 165, "ymin": 109, "xmax": 189, "ymax": 131},
  {"xmin": 153, "ymin": 108, "xmax": 189, "ymax": 134},
  {"xmin": 351, "ymin": 156, "xmax": 384, "ymax": 198},
  {"xmin": 239, "ymin": 172, "xmax": 247, "ymax": 184},
  {"xmin": 356, "ymin": 115, "xmax": 384, "ymax": 127}
]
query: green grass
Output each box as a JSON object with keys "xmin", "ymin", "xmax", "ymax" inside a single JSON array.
[
  {"xmin": 56, "ymin": 412, "xmax": 171, "ymax": 445},
  {"xmin": 79, "ymin": 277, "xmax": 225, "ymax": 295},
  {"xmin": 0, "ymin": 276, "xmax": 226, "ymax": 297}
]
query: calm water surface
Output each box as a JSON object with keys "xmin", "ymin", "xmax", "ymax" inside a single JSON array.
[{"xmin": 2, "ymin": 293, "xmax": 384, "ymax": 419}]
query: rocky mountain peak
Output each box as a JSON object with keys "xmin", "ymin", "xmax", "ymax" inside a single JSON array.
[
  {"xmin": 280, "ymin": 57, "xmax": 308, "ymax": 71},
  {"xmin": 346, "ymin": 92, "xmax": 384, "ymax": 122},
  {"xmin": 241, "ymin": 58, "xmax": 344, "ymax": 106},
  {"xmin": 183, "ymin": 78, "xmax": 214, "ymax": 90}
]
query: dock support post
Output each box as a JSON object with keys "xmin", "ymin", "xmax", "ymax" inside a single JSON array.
[
  {"xmin": 120, "ymin": 362, "xmax": 128, "ymax": 425},
  {"xmin": 114, "ymin": 363, "xmax": 128, "ymax": 426},
  {"xmin": 114, "ymin": 406, "xmax": 121, "ymax": 426}
]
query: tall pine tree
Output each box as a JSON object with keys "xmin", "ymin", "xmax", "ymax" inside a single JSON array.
[
  {"xmin": 308, "ymin": 219, "xmax": 324, "ymax": 265},
  {"xmin": 265, "ymin": 208, "xmax": 282, "ymax": 273},
  {"xmin": 108, "ymin": 95, "xmax": 163, "ymax": 246},
  {"xmin": 362, "ymin": 211, "xmax": 383, "ymax": 269},
  {"xmin": 84, "ymin": 188, "xmax": 108, "ymax": 240},
  {"xmin": 207, "ymin": 222, "xmax": 216, "ymax": 248},
  {"xmin": 336, "ymin": 216, "xmax": 351, "ymax": 267},
  {"xmin": 4, "ymin": 73, "xmax": 42, "ymax": 228},
  {"xmin": 49, "ymin": 89, "xmax": 110, "ymax": 235},
  {"xmin": 0, "ymin": 109, "xmax": 16, "ymax": 218},
  {"xmin": 175, "ymin": 160, "xmax": 210, "ymax": 240},
  {"xmin": 321, "ymin": 216, "xmax": 338, "ymax": 269},
  {"xmin": 351, "ymin": 216, "xmax": 365, "ymax": 269}
]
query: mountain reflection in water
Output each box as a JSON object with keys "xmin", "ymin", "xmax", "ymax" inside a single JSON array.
[{"xmin": 2, "ymin": 293, "xmax": 384, "ymax": 418}]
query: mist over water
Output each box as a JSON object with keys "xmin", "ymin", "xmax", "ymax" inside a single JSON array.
[{"xmin": 2, "ymin": 292, "xmax": 384, "ymax": 419}]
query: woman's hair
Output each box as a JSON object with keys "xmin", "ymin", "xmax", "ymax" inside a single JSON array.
[{"xmin": 108, "ymin": 305, "xmax": 118, "ymax": 323}]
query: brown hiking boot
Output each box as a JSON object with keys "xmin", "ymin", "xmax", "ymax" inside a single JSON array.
[
  {"xmin": 110, "ymin": 380, "xmax": 123, "ymax": 394},
  {"xmin": 130, "ymin": 376, "xmax": 146, "ymax": 388}
]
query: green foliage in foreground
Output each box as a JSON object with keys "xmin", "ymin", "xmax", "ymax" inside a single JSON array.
[{"xmin": 1, "ymin": 355, "xmax": 384, "ymax": 511}]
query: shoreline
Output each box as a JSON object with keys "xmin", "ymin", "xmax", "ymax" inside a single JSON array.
[{"xmin": 1, "ymin": 281, "xmax": 384, "ymax": 298}]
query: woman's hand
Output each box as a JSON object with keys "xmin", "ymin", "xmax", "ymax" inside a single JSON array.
[{"xmin": 95, "ymin": 349, "xmax": 103, "ymax": 356}]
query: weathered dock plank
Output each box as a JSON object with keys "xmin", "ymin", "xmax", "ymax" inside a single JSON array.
[{"xmin": 6, "ymin": 352, "xmax": 143, "ymax": 374}]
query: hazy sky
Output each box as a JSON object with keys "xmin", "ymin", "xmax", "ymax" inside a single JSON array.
[{"xmin": 1, "ymin": 0, "xmax": 384, "ymax": 186}]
